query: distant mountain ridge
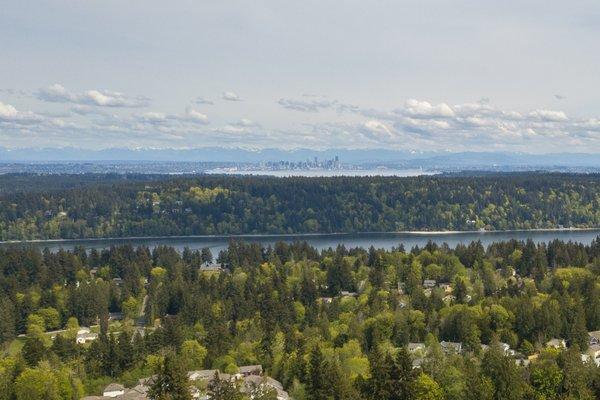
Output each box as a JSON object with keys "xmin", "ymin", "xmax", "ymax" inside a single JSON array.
[{"xmin": 0, "ymin": 147, "xmax": 599, "ymax": 168}]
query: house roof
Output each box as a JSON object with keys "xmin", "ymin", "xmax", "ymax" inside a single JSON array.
[
  {"xmin": 407, "ymin": 342, "xmax": 425, "ymax": 351},
  {"xmin": 104, "ymin": 383, "xmax": 125, "ymax": 392},
  {"xmin": 546, "ymin": 338, "xmax": 565, "ymax": 347},
  {"xmin": 587, "ymin": 344, "xmax": 600, "ymax": 355},
  {"xmin": 589, "ymin": 331, "xmax": 600, "ymax": 339},
  {"xmin": 77, "ymin": 332, "xmax": 98, "ymax": 339},
  {"xmin": 239, "ymin": 365, "xmax": 263, "ymax": 374},
  {"xmin": 119, "ymin": 390, "xmax": 148, "ymax": 400},
  {"xmin": 440, "ymin": 341, "xmax": 462, "ymax": 352},
  {"xmin": 188, "ymin": 369, "xmax": 219, "ymax": 380}
]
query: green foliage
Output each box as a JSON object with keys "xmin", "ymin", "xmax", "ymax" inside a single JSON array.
[
  {"xmin": 13, "ymin": 361, "xmax": 82, "ymax": 400},
  {"xmin": 122, "ymin": 296, "xmax": 139, "ymax": 320},
  {"xmin": 149, "ymin": 353, "xmax": 192, "ymax": 400},
  {"xmin": 414, "ymin": 372, "xmax": 445, "ymax": 400},
  {"xmin": 180, "ymin": 340, "xmax": 208, "ymax": 370},
  {"xmin": 1, "ymin": 234, "xmax": 600, "ymax": 399},
  {"xmin": 2, "ymin": 173, "xmax": 600, "ymax": 240},
  {"xmin": 207, "ymin": 372, "xmax": 244, "ymax": 400}
]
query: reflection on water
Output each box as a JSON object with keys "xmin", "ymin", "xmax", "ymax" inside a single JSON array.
[
  {"xmin": 205, "ymin": 169, "xmax": 436, "ymax": 177},
  {"xmin": 3, "ymin": 230, "xmax": 599, "ymax": 254}
]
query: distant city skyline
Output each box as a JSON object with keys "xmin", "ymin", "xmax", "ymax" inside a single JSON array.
[{"xmin": 1, "ymin": 1, "xmax": 600, "ymax": 153}]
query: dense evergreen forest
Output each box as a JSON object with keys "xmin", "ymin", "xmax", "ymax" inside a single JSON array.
[
  {"xmin": 1, "ymin": 173, "xmax": 600, "ymax": 240},
  {"xmin": 1, "ymin": 237, "xmax": 600, "ymax": 399}
]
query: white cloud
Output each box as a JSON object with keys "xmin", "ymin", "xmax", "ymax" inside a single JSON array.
[
  {"xmin": 70, "ymin": 105, "xmax": 110, "ymax": 116},
  {"xmin": 220, "ymin": 125, "xmax": 247, "ymax": 134},
  {"xmin": 132, "ymin": 107, "xmax": 210, "ymax": 128},
  {"xmin": 37, "ymin": 84, "xmax": 73, "ymax": 102},
  {"xmin": 222, "ymin": 91, "xmax": 241, "ymax": 101},
  {"xmin": 4, "ymin": 87, "xmax": 600, "ymax": 152},
  {"xmin": 0, "ymin": 102, "xmax": 19, "ymax": 119},
  {"xmin": 0, "ymin": 101, "xmax": 43, "ymax": 124},
  {"xmin": 364, "ymin": 120, "xmax": 393, "ymax": 137},
  {"xmin": 195, "ymin": 97, "xmax": 214, "ymax": 105},
  {"xmin": 230, "ymin": 118, "xmax": 259, "ymax": 128},
  {"xmin": 139, "ymin": 112, "xmax": 167, "ymax": 123},
  {"xmin": 278, "ymin": 97, "xmax": 357, "ymax": 113},
  {"xmin": 37, "ymin": 83, "xmax": 149, "ymax": 107},
  {"xmin": 184, "ymin": 107, "xmax": 209, "ymax": 124},
  {"xmin": 278, "ymin": 98, "xmax": 334, "ymax": 112},
  {"xmin": 403, "ymin": 99, "xmax": 455, "ymax": 118},
  {"xmin": 529, "ymin": 109, "xmax": 568, "ymax": 122}
]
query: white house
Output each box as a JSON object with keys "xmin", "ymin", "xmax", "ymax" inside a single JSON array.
[
  {"xmin": 76, "ymin": 328, "xmax": 98, "ymax": 344},
  {"xmin": 586, "ymin": 344, "xmax": 600, "ymax": 366},
  {"xmin": 103, "ymin": 383, "xmax": 125, "ymax": 398}
]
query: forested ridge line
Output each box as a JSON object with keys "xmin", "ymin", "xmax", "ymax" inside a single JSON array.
[{"xmin": 1, "ymin": 172, "xmax": 600, "ymax": 240}]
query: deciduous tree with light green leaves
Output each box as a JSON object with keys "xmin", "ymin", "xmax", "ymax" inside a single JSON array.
[{"xmin": 180, "ymin": 339, "xmax": 208, "ymax": 370}]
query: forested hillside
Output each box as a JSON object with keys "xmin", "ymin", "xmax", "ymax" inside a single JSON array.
[
  {"xmin": 1, "ymin": 238, "xmax": 600, "ymax": 399},
  {"xmin": 1, "ymin": 173, "xmax": 599, "ymax": 240}
]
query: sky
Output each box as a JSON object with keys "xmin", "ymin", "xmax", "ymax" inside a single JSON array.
[{"xmin": 1, "ymin": 1, "xmax": 600, "ymax": 153}]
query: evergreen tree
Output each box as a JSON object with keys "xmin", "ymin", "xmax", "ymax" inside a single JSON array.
[
  {"xmin": 464, "ymin": 360, "xmax": 493, "ymax": 400},
  {"xmin": 22, "ymin": 336, "xmax": 45, "ymax": 367},
  {"xmin": 207, "ymin": 372, "xmax": 243, "ymax": 400},
  {"xmin": 481, "ymin": 340, "xmax": 525, "ymax": 400},
  {"xmin": 0, "ymin": 297, "xmax": 16, "ymax": 344},
  {"xmin": 306, "ymin": 345, "xmax": 331, "ymax": 400},
  {"xmin": 149, "ymin": 352, "xmax": 192, "ymax": 400},
  {"xmin": 389, "ymin": 348, "xmax": 416, "ymax": 400}
]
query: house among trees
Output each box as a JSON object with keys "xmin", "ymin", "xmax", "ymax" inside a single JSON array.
[
  {"xmin": 243, "ymin": 375, "xmax": 289, "ymax": 399},
  {"xmin": 199, "ymin": 262, "xmax": 224, "ymax": 273},
  {"xmin": 407, "ymin": 342, "xmax": 426, "ymax": 354},
  {"xmin": 439, "ymin": 282, "xmax": 452, "ymax": 294},
  {"xmin": 546, "ymin": 338, "xmax": 566, "ymax": 349},
  {"xmin": 584, "ymin": 344, "xmax": 600, "ymax": 366},
  {"xmin": 75, "ymin": 329, "xmax": 98, "ymax": 344},
  {"xmin": 102, "ymin": 383, "xmax": 125, "ymax": 397},
  {"xmin": 588, "ymin": 330, "xmax": 600, "ymax": 346},
  {"xmin": 187, "ymin": 369, "xmax": 218, "ymax": 381},
  {"xmin": 423, "ymin": 279, "xmax": 436, "ymax": 289},
  {"xmin": 440, "ymin": 341, "xmax": 463, "ymax": 354},
  {"xmin": 238, "ymin": 364, "xmax": 263, "ymax": 377},
  {"xmin": 83, "ymin": 365, "xmax": 284, "ymax": 400},
  {"xmin": 442, "ymin": 294, "xmax": 456, "ymax": 303}
]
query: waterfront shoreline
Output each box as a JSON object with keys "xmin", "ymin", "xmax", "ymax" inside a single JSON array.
[{"xmin": 2, "ymin": 227, "xmax": 599, "ymax": 245}]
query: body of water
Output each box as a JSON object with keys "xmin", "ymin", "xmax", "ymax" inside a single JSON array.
[
  {"xmin": 3, "ymin": 229, "xmax": 599, "ymax": 254},
  {"xmin": 205, "ymin": 168, "xmax": 436, "ymax": 177}
]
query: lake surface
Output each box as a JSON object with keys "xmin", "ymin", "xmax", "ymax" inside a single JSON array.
[
  {"xmin": 205, "ymin": 168, "xmax": 436, "ymax": 177},
  {"xmin": 3, "ymin": 230, "xmax": 599, "ymax": 254}
]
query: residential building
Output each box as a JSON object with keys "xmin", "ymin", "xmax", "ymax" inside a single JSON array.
[
  {"xmin": 103, "ymin": 383, "xmax": 125, "ymax": 398},
  {"xmin": 546, "ymin": 338, "xmax": 566, "ymax": 349},
  {"xmin": 589, "ymin": 331, "xmax": 600, "ymax": 346},
  {"xmin": 423, "ymin": 279, "xmax": 436, "ymax": 289},
  {"xmin": 440, "ymin": 341, "xmax": 462, "ymax": 354}
]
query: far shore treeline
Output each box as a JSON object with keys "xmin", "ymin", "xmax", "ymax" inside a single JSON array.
[{"xmin": 1, "ymin": 172, "xmax": 600, "ymax": 241}]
